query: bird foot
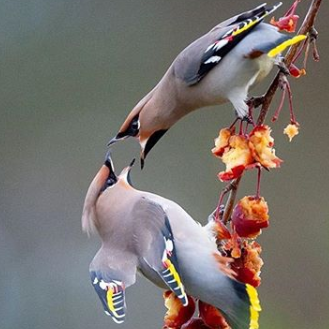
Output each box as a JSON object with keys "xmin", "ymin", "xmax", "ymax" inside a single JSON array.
[
  {"xmin": 246, "ymin": 95, "xmax": 265, "ymax": 128},
  {"xmin": 276, "ymin": 58, "xmax": 290, "ymax": 75},
  {"xmin": 242, "ymin": 115, "xmax": 254, "ymax": 125},
  {"xmin": 247, "ymin": 95, "xmax": 265, "ymax": 109},
  {"xmin": 230, "ymin": 115, "xmax": 254, "ymax": 135}
]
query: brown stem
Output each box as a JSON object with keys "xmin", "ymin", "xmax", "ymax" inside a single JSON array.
[
  {"xmin": 222, "ymin": 176, "xmax": 241, "ymax": 224},
  {"xmin": 257, "ymin": 0, "xmax": 323, "ymax": 126},
  {"xmin": 222, "ymin": 0, "xmax": 323, "ymax": 223},
  {"xmin": 215, "ymin": 180, "xmax": 238, "ymax": 221}
]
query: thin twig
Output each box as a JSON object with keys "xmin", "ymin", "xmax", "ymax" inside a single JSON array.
[
  {"xmin": 257, "ymin": 0, "xmax": 323, "ymax": 125},
  {"xmin": 222, "ymin": 176, "xmax": 241, "ymax": 224},
  {"xmin": 222, "ymin": 0, "xmax": 323, "ymax": 224}
]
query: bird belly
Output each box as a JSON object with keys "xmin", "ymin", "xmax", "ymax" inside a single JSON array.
[
  {"xmin": 253, "ymin": 54, "xmax": 275, "ymax": 86},
  {"xmin": 195, "ymin": 51, "xmax": 261, "ymax": 107}
]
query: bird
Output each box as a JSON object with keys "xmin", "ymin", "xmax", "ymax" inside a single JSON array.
[
  {"xmin": 82, "ymin": 152, "xmax": 261, "ymax": 329},
  {"xmin": 108, "ymin": 2, "xmax": 305, "ymax": 168}
]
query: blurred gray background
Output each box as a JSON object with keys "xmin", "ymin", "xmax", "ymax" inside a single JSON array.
[{"xmin": 1, "ymin": 0, "xmax": 328, "ymax": 328}]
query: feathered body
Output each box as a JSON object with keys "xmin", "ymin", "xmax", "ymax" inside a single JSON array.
[
  {"xmin": 82, "ymin": 156, "xmax": 261, "ymax": 328},
  {"xmin": 109, "ymin": 3, "xmax": 305, "ymax": 165}
]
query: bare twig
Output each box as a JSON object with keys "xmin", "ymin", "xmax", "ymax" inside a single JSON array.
[
  {"xmin": 257, "ymin": 0, "xmax": 323, "ymax": 125},
  {"xmin": 222, "ymin": 0, "xmax": 323, "ymax": 224},
  {"xmin": 222, "ymin": 176, "xmax": 241, "ymax": 224}
]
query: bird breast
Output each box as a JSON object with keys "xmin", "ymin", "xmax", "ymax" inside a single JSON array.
[{"xmin": 253, "ymin": 54, "xmax": 275, "ymax": 85}]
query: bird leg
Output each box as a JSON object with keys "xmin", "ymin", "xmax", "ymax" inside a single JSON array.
[
  {"xmin": 246, "ymin": 95, "xmax": 265, "ymax": 127},
  {"xmin": 230, "ymin": 111, "xmax": 255, "ymax": 135},
  {"xmin": 241, "ymin": 114, "xmax": 254, "ymax": 126},
  {"xmin": 275, "ymin": 57, "xmax": 290, "ymax": 75},
  {"xmin": 229, "ymin": 117, "xmax": 240, "ymax": 130},
  {"xmin": 247, "ymin": 95, "xmax": 265, "ymax": 109},
  {"xmin": 239, "ymin": 119, "xmax": 244, "ymax": 135}
]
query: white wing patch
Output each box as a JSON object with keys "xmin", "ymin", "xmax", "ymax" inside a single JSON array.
[
  {"xmin": 162, "ymin": 237, "xmax": 174, "ymax": 263},
  {"xmin": 204, "ymin": 55, "xmax": 222, "ymax": 65},
  {"xmin": 214, "ymin": 39, "xmax": 229, "ymax": 51}
]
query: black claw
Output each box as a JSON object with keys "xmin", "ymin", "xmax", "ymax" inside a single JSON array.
[
  {"xmin": 242, "ymin": 115, "xmax": 253, "ymax": 124},
  {"xmin": 309, "ymin": 26, "xmax": 318, "ymax": 41},
  {"xmin": 277, "ymin": 61, "xmax": 290, "ymax": 75},
  {"xmin": 247, "ymin": 96, "xmax": 265, "ymax": 108}
]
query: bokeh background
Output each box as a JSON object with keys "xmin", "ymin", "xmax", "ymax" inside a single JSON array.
[{"xmin": 1, "ymin": 0, "xmax": 328, "ymax": 328}]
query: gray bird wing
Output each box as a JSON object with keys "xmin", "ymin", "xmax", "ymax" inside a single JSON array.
[
  {"xmin": 133, "ymin": 197, "xmax": 188, "ymax": 306},
  {"xmin": 209, "ymin": 3, "xmax": 268, "ymax": 30},
  {"xmin": 89, "ymin": 247, "xmax": 138, "ymax": 324},
  {"xmin": 173, "ymin": 3, "xmax": 282, "ymax": 85},
  {"xmin": 90, "ymin": 270, "xmax": 126, "ymax": 324}
]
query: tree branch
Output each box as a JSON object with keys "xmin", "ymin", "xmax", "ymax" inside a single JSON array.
[
  {"xmin": 222, "ymin": 0, "xmax": 323, "ymax": 224},
  {"xmin": 257, "ymin": 0, "xmax": 323, "ymax": 125}
]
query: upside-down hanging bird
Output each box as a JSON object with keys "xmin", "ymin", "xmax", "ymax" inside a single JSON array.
[
  {"xmin": 82, "ymin": 152, "xmax": 261, "ymax": 329},
  {"xmin": 108, "ymin": 2, "xmax": 305, "ymax": 167}
]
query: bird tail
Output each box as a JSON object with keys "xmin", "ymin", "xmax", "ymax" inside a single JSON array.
[
  {"xmin": 204, "ymin": 254, "xmax": 261, "ymax": 328},
  {"xmin": 220, "ymin": 279, "xmax": 261, "ymax": 329},
  {"xmin": 267, "ymin": 34, "xmax": 307, "ymax": 58},
  {"xmin": 216, "ymin": 3, "xmax": 280, "ymax": 29},
  {"xmin": 246, "ymin": 34, "xmax": 307, "ymax": 60},
  {"xmin": 179, "ymin": 247, "xmax": 261, "ymax": 329}
]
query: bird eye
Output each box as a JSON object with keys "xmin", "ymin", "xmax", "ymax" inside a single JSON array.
[
  {"xmin": 101, "ymin": 176, "xmax": 117, "ymax": 192},
  {"xmin": 131, "ymin": 119, "xmax": 140, "ymax": 130},
  {"xmin": 106, "ymin": 178, "xmax": 116, "ymax": 187},
  {"xmin": 126, "ymin": 118, "xmax": 140, "ymax": 137}
]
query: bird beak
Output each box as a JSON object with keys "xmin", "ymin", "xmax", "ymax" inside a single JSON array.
[
  {"xmin": 139, "ymin": 138, "xmax": 148, "ymax": 170},
  {"xmin": 139, "ymin": 129, "xmax": 168, "ymax": 169},
  {"xmin": 119, "ymin": 158, "xmax": 136, "ymax": 186},
  {"xmin": 104, "ymin": 150, "xmax": 116, "ymax": 176},
  {"xmin": 129, "ymin": 158, "xmax": 136, "ymax": 168},
  {"xmin": 140, "ymin": 151, "xmax": 146, "ymax": 170},
  {"xmin": 107, "ymin": 135, "xmax": 120, "ymax": 147}
]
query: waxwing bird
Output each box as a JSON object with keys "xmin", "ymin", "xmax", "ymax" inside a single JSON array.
[
  {"xmin": 82, "ymin": 152, "xmax": 261, "ymax": 329},
  {"xmin": 108, "ymin": 2, "xmax": 306, "ymax": 167}
]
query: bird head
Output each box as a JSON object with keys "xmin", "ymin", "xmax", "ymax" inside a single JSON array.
[
  {"xmin": 102, "ymin": 150, "xmax": 118, "ymax": 190},
  {"xmin": 82, "ymin": 150, "xmax": 119, "ymax": 235},
  {"xmin": 108, "ymin": 113, "xmax": 140, "ymax": 147},
  {"xmin": 102, "ymin": 151, "xmax": 136, "ymax": 188},
  {"xmin": 109, "ymin": 115, "xmax": 168, "ymax": 169},
  {"xmin": 108, "ymin": 97, "xmax": 169, "ymax": 168}
]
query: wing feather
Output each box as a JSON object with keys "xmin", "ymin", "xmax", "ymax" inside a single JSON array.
[
  {"xmin": 133, "ymin": 197, "xmax": 188, "ymax": 306},
  {"xmin": 179, "ymin": 3, "xmax": 282, "ymax": 85}
]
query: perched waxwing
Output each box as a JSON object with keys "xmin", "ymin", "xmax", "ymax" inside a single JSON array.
[
  {"xmin": 82, "ymin": 152, "xmax": 261, "ymax": 329},
  {"xmin": 108, "ymin": 2, "xmax": 305, "ymax": 167}
]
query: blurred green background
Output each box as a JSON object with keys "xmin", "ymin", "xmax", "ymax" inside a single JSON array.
[{"xmin": 1, "ymin": 0, "xmax": 328, "ymax": 328}]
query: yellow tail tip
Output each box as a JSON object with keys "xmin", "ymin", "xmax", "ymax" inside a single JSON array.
[
  {"xmin": 246, "ymin": 284, "xmax": 261, "ymax": 329},
  {"xmin": 268, "ymin": 34, "xmax": 307, "ymax": 58}
]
